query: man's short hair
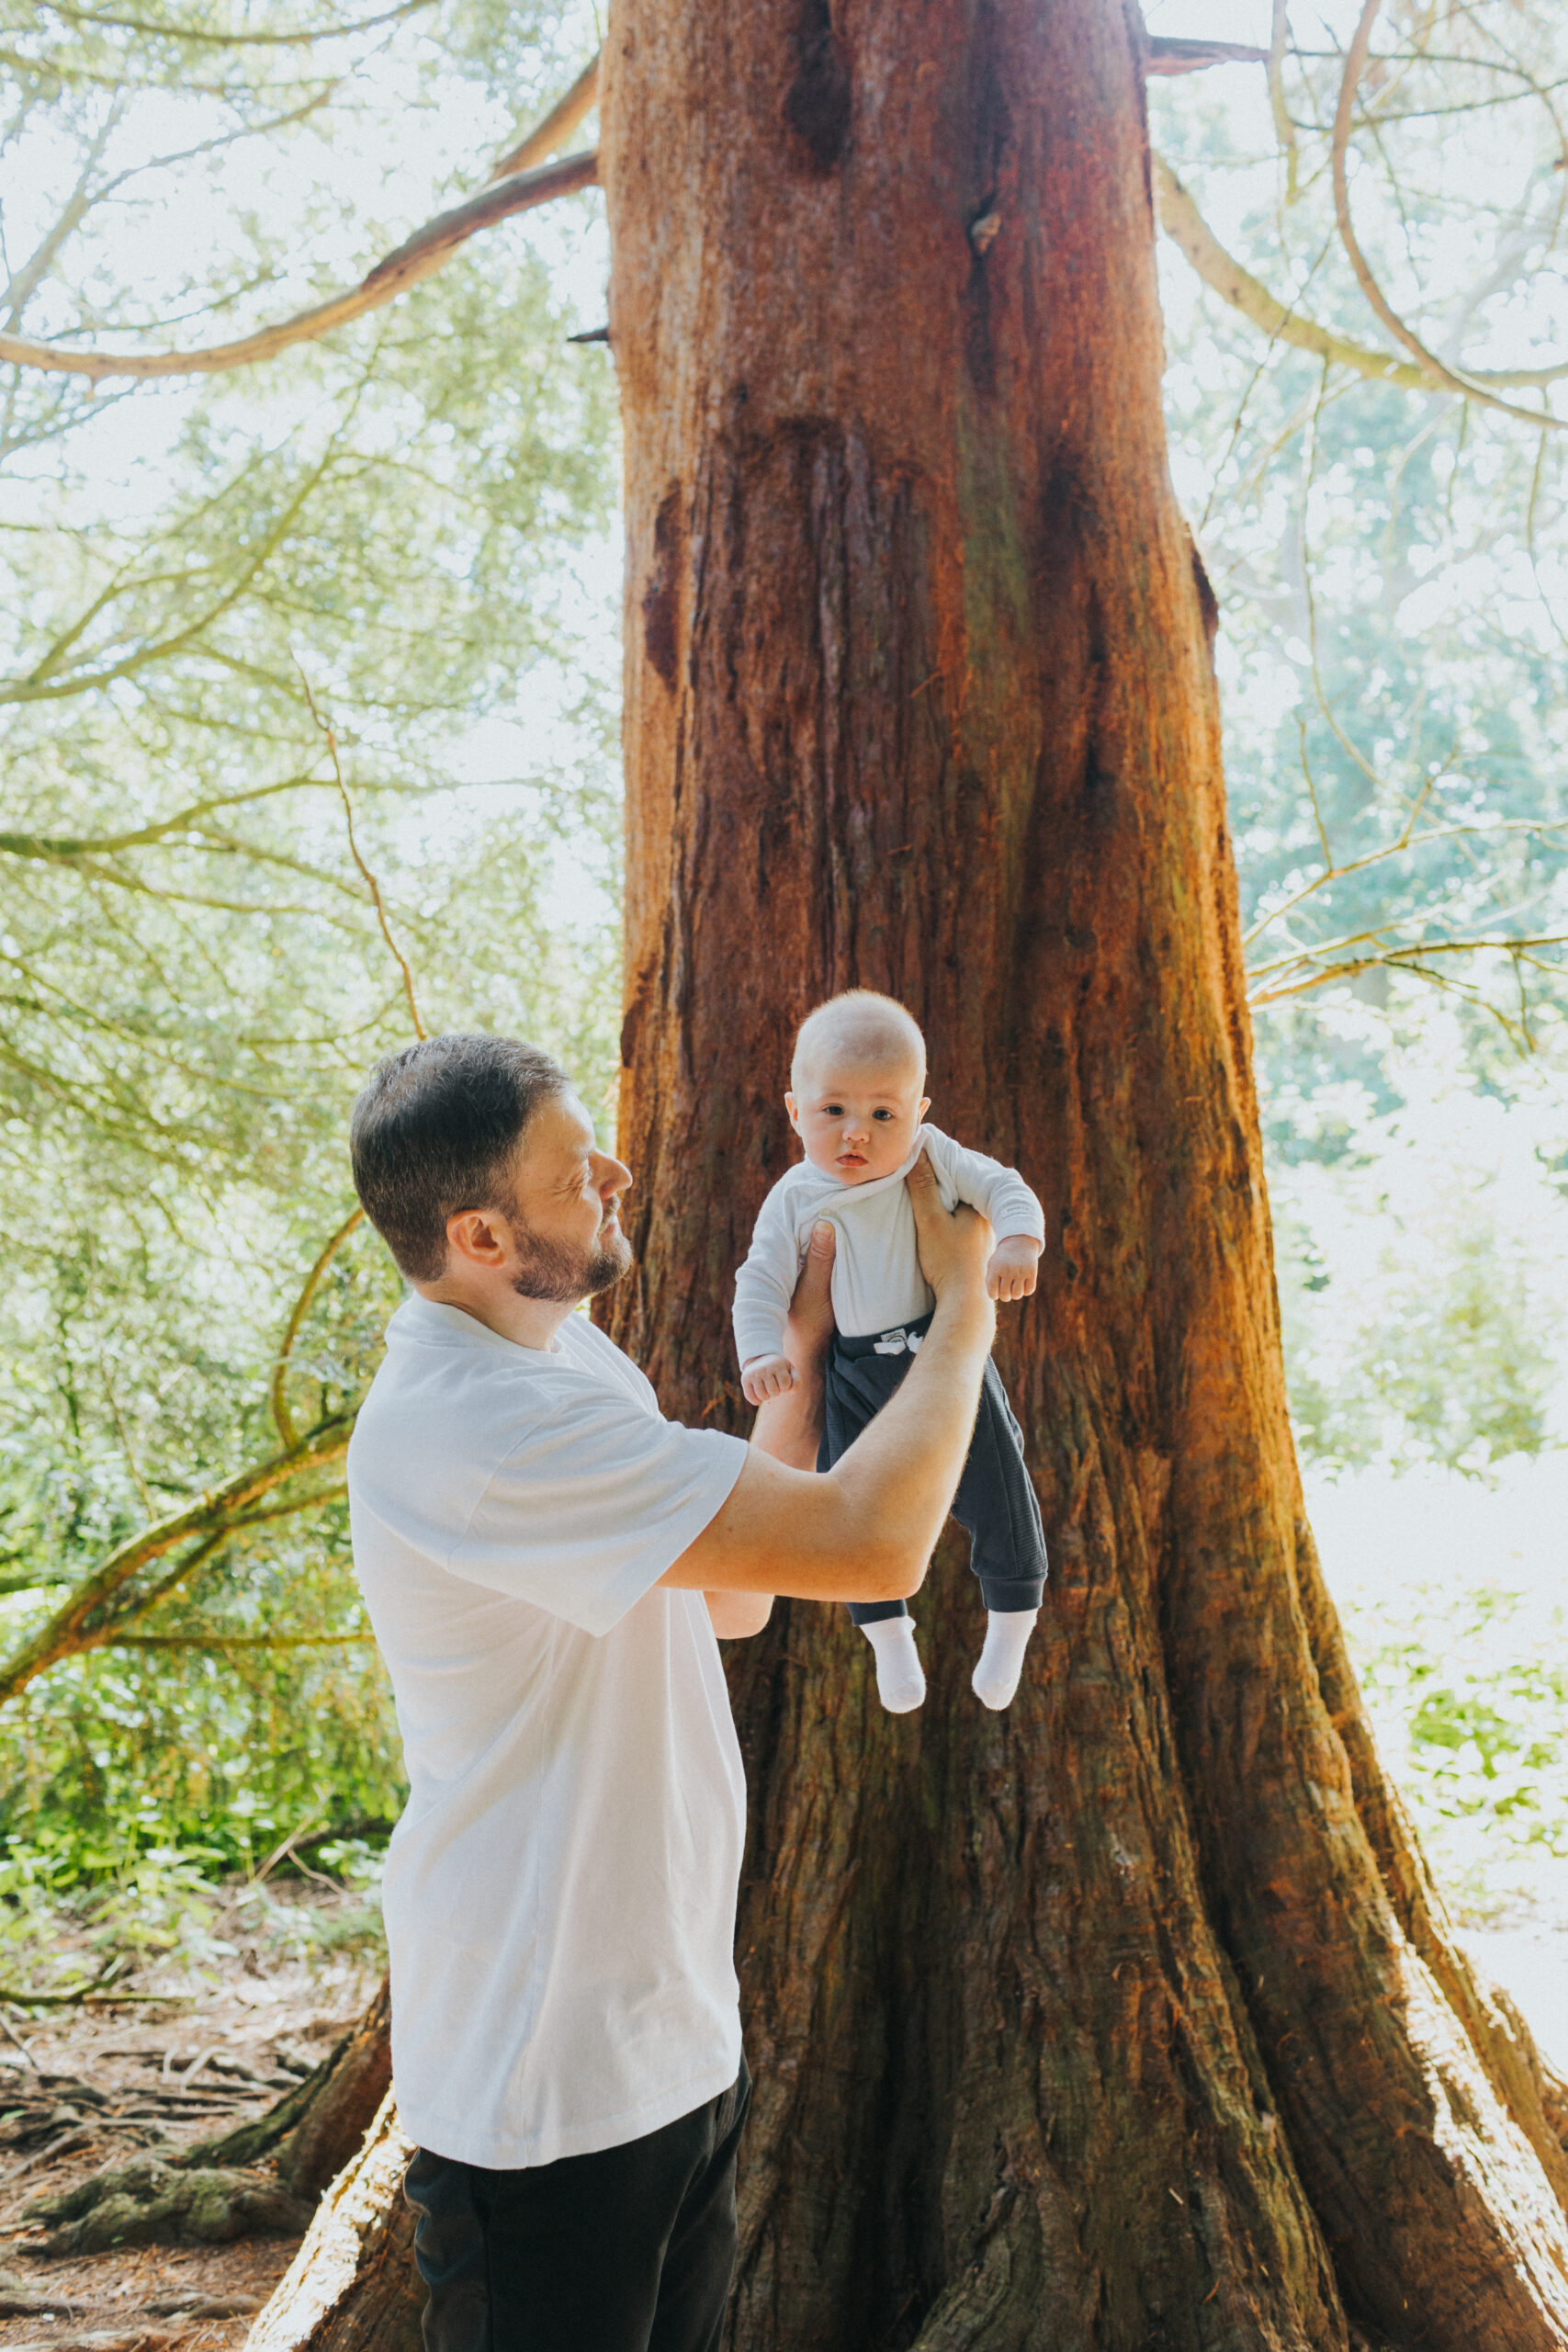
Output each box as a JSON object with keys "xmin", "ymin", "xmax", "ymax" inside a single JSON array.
[{"xmin": 350, "ymin": 1034, "xmax": 570, "ymax": 1283}]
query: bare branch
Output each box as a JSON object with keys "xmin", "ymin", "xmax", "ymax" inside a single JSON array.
[
  {"xmin": 1330, "ymin": 0, "xmax": 1565, "ymax": 430},
  {"xmin": 298, "ymin": 669, "xmax": 427, "ymax": 1037},
  {"xmin": 0, "ymin": 775, "xmax": 330, "ymax": 862},
  {"xmin": 106, "ymin": 1629, "xmax": 371, "ymax": 1649},
  {"xmin": 1145, "ymin": 37, "xmax": 1269, "ymax": 77},
  {"xmin": 2, "ymin": 102, "xmax": 120, "ymax": 327},
  {"xmin": 1249, "ymin": 932, "xmax": 1568, "ymax": 1007},
  {"xmin": 1154, "ymin": 156, "xmax": 1568, "ymax": 393},
  {"xmin": 0, "ymin": 149, "xmax": 599, "ymax": 382},
  {"xmin": 35, "ymin": 0, "xmax": 433, "ymax": 49},
  {"xmin": 1269, "ymin": 1, "xmax": 1300, "ymax": 204},
  {"xmin": 270, "ymin": 1204, "xmax": 366, "ymax": 1450}
]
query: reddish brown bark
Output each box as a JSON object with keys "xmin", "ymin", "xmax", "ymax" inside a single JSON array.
[{"xmin": 595, "ymin": 1, "xmax": 1568, "ymax": 2346}]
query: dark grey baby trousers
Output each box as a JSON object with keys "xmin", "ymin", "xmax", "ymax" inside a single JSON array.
[{"xmin": 817, "ymin": 1308, "xmax": 1048, "ymax": 1625}]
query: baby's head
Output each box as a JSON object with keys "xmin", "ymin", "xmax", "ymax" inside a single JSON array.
[{"xmin": 786, "ymin": 991, "xmax": 931, "ymax": 1185}]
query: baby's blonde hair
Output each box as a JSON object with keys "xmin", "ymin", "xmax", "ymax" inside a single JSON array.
[{"xmin": 790, "ymin": 989, "xmax": 926, "ymax": 1091}]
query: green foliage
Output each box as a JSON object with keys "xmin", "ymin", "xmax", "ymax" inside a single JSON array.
[
  {"xmin": 1269, "ymin": 1001, "xmax": 1568, "ymax": 1476},
  {"xmin": 0, "ymin": 1512, "xmax": 405, "ymax": 1882},
  {"xmin": 1344, "ymin": 1577, "xmax": 1568, "ymax": 1923},
  {"xmin": 1149, "ymin": 6, "xmax": 1568, "ymax": 1478},
  {"xmin": 0, "ymin": 0, "xmax": 621, "ymax": 1868}
]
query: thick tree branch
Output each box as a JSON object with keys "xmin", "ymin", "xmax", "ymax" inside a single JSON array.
[
  {"xmin": 1154, "ymin": 155, "xmax": 1568, "ymax": 394},
  {"xmin": 490, "ymin": 51, "xmax": 599, "ymax": 180},
  {"xmin": 0, "ymin": 148, "xmax": 598, "ymax": 382},
  {"xmin": 0, "ymin": 1419, "xmax": 353, "ymax": 1710},
  {"xmin": 1330, "ymin": 0, "xmax": 1564, "ymax": 429}
]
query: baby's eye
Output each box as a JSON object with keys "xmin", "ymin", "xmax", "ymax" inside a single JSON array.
[
  {"xmin": 873, "ymin": 1108, "xmax": 894, "ymax": 1121},
  {"xmin": 823, "ymin": 1102, "xmax": 843, "ymax": 1116}
]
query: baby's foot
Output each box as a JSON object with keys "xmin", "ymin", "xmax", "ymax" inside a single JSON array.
[
  {"xmin": 861, "ymin": 1617, "xmax": 926, "ymax": 1713},
  {"xmin": 972, "ymin": 1609, "xmax": 1039, "ymax": 1711}
]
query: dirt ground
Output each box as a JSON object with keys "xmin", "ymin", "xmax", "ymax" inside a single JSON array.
[{"xmin": 0, "ymin": 1934, "xmax": 379, "ymax": 2352}]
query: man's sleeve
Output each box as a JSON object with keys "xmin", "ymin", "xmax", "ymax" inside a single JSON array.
[
  {"xmin": 931, "ymin": 1132, "xmax": 1046, "ymax": 1244},
  {"xmin": 448, "ymin": 1390, "xmax": 749, "ymax": 1636}
]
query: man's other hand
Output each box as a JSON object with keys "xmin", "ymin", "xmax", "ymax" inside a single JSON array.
[{"xmin": 784, "ymin": 1218, "xmax": 837, "ymax": 1367}]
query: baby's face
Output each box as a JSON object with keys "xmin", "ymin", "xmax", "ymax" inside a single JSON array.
[{"xmin": 786, "ymin": 1056, "xmax": 931, "ymax": 1185}]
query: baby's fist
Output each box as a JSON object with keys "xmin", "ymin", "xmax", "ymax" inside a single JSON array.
[
  {"xmin": 987, "ymin": 1235, "xmax": 1041, "ymax": 1303},
  {"xmin": 742, "ymin": 1353, "xmax": 796, "ymax": 1405}
]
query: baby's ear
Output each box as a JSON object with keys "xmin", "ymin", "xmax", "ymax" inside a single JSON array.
[
  {"xmin": 784, "ymin": 1091, "xmax": 800, "ymax": 1129},
  {"xmin": 919, "ymin": 1097, "xmax": 931, "ymax": 1122}
]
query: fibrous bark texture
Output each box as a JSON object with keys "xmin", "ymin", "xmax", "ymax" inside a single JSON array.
[
  {"xmin": 246, "ymin": 2092, "xmax": 421, "ymax": 2352},
  {"xmin": 598, "ymin": 2, "xmax": 1568, "ymax": 2346}
]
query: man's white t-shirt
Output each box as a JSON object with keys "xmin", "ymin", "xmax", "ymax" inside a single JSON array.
[{"xmin": 347, "ymin": 1294, "xmax": 750, "ymax": 2170}]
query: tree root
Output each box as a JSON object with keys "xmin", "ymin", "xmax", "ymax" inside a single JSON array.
[
  {"xmin": 22, "ymin": 2152, "xmax": 312, "ymax": 2256},
  {"xmin": 17, "ymin": 1979, "xmax": 391, "ymax": 2256},
  {"xmin": 196, "ymin": 1977, "xmax": 391, "ymax": 2200}
]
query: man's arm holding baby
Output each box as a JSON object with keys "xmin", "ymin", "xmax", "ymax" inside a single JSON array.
[{"xmin": 670, "ymin": 1155, "xmax": 997, "ymax": 1616}]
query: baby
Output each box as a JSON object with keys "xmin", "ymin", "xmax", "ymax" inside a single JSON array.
[{"xmin": 732, "ymin": 990, "xmax": 1048, "ymax": 1714}]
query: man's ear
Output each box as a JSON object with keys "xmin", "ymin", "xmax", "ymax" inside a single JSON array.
[{"xmin": 445, "ymin": 1205, "xmax": 510, "ymax": 1272}]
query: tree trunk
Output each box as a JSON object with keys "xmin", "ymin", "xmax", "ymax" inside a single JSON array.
[
  {"xmin": 206, "ymin": 1976, "xmax": 393, "ymax": 2200},
  {"xmin": 249, "ymin": 2, "xmax": 1568, "ymax": 2346},
  {"xmin": 596, "ymin": 0, "xmax": 1568, "ymax": 2346},
  {"xmin": 246, "ymin": 2091, "xmax": 421, "ymax": 2352}
]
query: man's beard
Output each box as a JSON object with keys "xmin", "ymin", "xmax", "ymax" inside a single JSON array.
[{"xmin": 509, "ymin": 1217, "xmax": 633, "ymax": 1306}]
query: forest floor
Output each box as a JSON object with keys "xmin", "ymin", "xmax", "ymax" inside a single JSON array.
[{"xmin": 0, "ymin": 1886, "xmax": 379, "ymax": 2352}]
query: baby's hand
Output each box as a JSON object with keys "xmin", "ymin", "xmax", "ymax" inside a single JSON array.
[
  {"xmin": 987, "ymin": 1235, "xmax": 1041, "ymax": 1303},
  {"xmin": 742, "ymin": 1352, "xmax": 797, "ymax": 1405}
]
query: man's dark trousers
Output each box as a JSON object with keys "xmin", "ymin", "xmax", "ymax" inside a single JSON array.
[{"xmin": 405, "ymin": 2059, "xmax": 750, "ymax": 2352}]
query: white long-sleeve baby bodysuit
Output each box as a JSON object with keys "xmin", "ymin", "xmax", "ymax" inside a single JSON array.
[{"xmin": 732, "ymin": 1125, "xmax": 1045, "ymax": 1364}]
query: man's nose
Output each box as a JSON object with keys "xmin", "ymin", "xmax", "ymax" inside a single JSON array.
[{"xmin": 597, "ymin": 1155, "xmax": 633, "ymax": 1197}]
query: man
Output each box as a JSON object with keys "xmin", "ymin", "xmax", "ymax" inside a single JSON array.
[{"xmin": 346, "ymin": 1031, "xmax": 997, "ymax": 2352}]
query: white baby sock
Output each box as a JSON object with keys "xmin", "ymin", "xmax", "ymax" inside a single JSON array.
[
  {"xmin": 862, "ymin": 1616, "xmax": 926, "ymax": 1713},
  {"xmin": 971, "ymin": 1609, "xmax": 1039, "ymax": 1711}
]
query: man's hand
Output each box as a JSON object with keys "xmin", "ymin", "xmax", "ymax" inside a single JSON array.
[
  {"xmin": 987, "ymin": 1233, "xmax": 1042, "ymax": 1302},
  {"xmin": 907, "ymin": 1151, "xmax": 995, "ymax": 1308},
  {"xmin": 741, "ymin": 1352, "xmax": 795, "ymax": 1405},
  {"xmin": 784, "ymin": 1217, "xmax": 837, "ymax": 1365},
  {"xmin": 747, "ymin": 1220, "xmax": 835, "ymax": 1472}
]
